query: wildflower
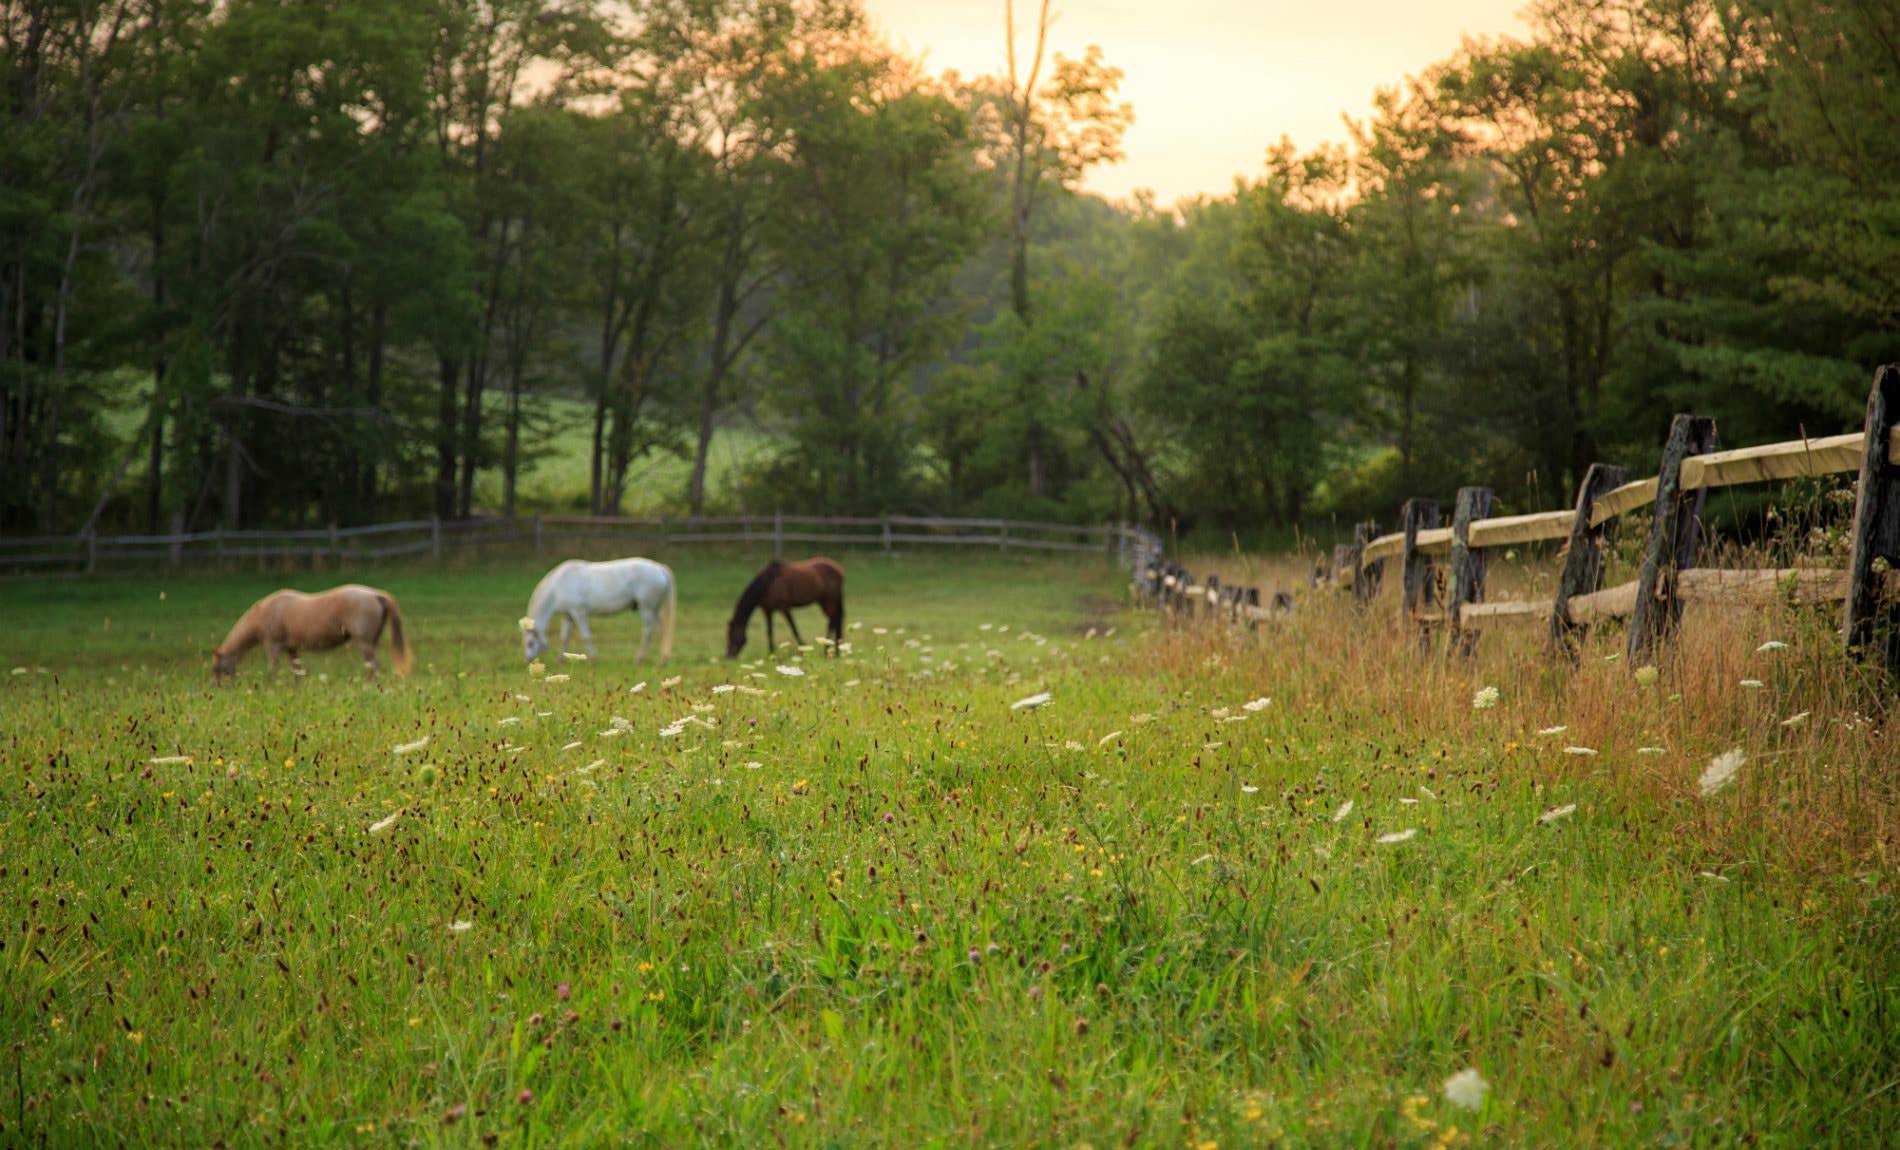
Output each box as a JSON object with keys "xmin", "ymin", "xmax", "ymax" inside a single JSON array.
[
  {"xmin": 630, "ymin": 682, "xmax": 647, "ymax": 694},
  {"xmin": 1097, "ymin": 730, "xmax": 1124, "ymax": 746},
  {"xmin": 1472, "ymin": 686, "xmax": 1500, "ymax": 711},
  {"xmin": 148, "ymin": 755, "xmax": 191, "ymax": 765},
  {"xmin": 1636, "ymin": 746, "xmax": 1666, "ymax": 756},
  {"xmin": 1756, "ymin": 640, "xmax": 1789, "ymax": 653},
  {"xmin": 1633, "ymin": 665, "xmax": 1659, "ymax": 687},
  {"xmin": 1443, "ymin": 1068, "xmax": 1488, "ymax": 1111},
  {"xmin": 1699, "ymin": 747, "xmax": 1745, "ymax": 797},
  {"xmin": 791, "ymin": 779, "xmax": 810, "ymax": 794},
  {"xmin": 1130, "ymin": 712, "xmax": 1155, "ymax": 725},
  {"xmin": 712, "ymin": 684, "xmax": 735, "ymax": 694},
  {"xmin": 1377, "ymin": 828, "xmax": 1418, "ymax": 844},
  {"xmin": 1063, "ymin": 740, "xmax": 1086, "ymax": 752},
  {"xmin": 1332, "ymin": 799, "xmax": 1354, "ymax": 823},
  {"xmin": 1242, "ymin": 697, "xmax": 1272, "ymax": 712},
  {"xmin": 1740, "ymin": 679, "xmax": 1765, "ymax": 689},
  {"xmin": 561, "ymin": 741, "xmax": 582, "ymax": 752},
  {"xmin": 1538, "ymin": 804, "xmax": 1577, "ymax": 825},
  {"xmin": 498, "ymin": 716, "xmax": 522, "ymax": 726},
  {"xmin": 561, "ymin": 651, "xmax": 587, "ymax": 662},
  {"xmin": 391, "ymin": 737, "xmax": 429, "ymax": 756},
  {"xmin": 517, "ymin": 1089, "xmax": 534, "ymax": 1106},
  {"xmin": 369, "ymin": 810, "xmax": 401, "ymax": 834},
  {"xmin": 1563, "ymin": 746, "xmax": 1598, "ymax": 757},
  {"xmin": 449, "ymin": 920, "xmax": 473, "ymax": 933},
  {"xmin": 772, "ymin": 664, "xmax": 804, "ymax": 678},
  {"xmin": 544, "ymin": 673, "xmax": 571, "ymax": 683},
  {"xmin": 528, "ymin": 661, "xmax": 546, "ymax": 678},
  {"xmin": 1780, "ymin": 711, "xmax": 1810, "ymax": 728},
  {"xmin": 1010, "ymin": 691, "xmax": 1053, "ymax": 711},
  {"xmin": 1241, "ymin": 784, "xmax": 1259, "ymax": 794},
  {"xmin": 660, "ymin": 676, "xmax": 682, "ymax": 689},
  {"xmin": 1537, "ymin": 726, "xmax": 1566, "ymax": 737},
  {"xmin": 518, "ymin": 616, "xmax": 536, "ymax": 632}
]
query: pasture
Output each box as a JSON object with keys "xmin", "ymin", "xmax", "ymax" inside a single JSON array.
[{"xmin": 1, "ymin": 552, "xmax": 1895, "ymax": 1147}]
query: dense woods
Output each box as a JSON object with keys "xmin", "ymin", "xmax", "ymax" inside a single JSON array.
[{"xmin": 3, "ymin": 0, "xmax": 1896, "ymax": 539}]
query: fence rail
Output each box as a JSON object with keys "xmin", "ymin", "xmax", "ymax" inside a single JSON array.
[
  {"xmin": 1134, "ymin": 366, "xmax": 1900, "ymax": 675},
  {"xmin": 0, "ymin": 511, "xmax": 1156, "ymax": 577}
]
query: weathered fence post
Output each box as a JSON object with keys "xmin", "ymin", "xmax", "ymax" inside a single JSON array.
[
  {"xmin": 1400, "ymin": 498, "xmax": 1441, "ymax": 654},
  {"xmin": 1628, "ymin": 414, "xmax": 1718, "ymax": 662},
  {"xmin": 534, "ymin": 513, "xmax": 544, "ymax": 556},
  {"xmin": 84, "ymin": 529, "xmax": 97, "ymax": 575},
  {"xmin": 1844, "ymin": 364, "xmax": 1900, "ymax": 674},
  {"xmin": 882, "ymin": 515, "xmax": 893, "ymax": 554},
  {"xmin": 773, "ymin": 510, "xmax": 783, "ymax": 558},
  {"xmin": 1448, "ymin": 486, "xmax": 1494, "ymax": 659},
  {"xmin": 1549, "ymin": 463, "xmax": 1628, "ymax": 660},
  {"xmin": 1351, "ymin": 521, "xmax": 1383, "ymax": 605},
  {"xmin": 329, "ymin": 523, "xmax": 341, "ymax": 569},
  {"xmin": 169, "ymin": 511, "xmax": 184, "ymax": 566},
  {"xmin": 431, "ymin": 516, "xmax": 443, "ymax": 563},
  {"xmin": 999, "ymin": 520, "xmax": 1011, "ymax": 552}
]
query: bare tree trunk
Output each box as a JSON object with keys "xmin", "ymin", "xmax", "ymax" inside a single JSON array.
[
  {"xmin": 361, "ymin": 301, "xmax": 386, "ymax": 512},
  {"xmin": 434, "ymin": 355, "xmax": 458, "ymax": 520}
]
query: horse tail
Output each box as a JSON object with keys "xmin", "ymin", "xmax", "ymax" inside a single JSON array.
[
  {"xmin": 379, "ymin": 593, "xmax": 414, "ymax": 676},
  {"xmin": 659, "ymin": 565, "xmax": 677, "ymax": 661}
]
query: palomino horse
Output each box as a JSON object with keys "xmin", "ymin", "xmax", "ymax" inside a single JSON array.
[
  {"xmin": 521, "ymin": 557, "xmax": 677, "ymax": 663},
  {"xmin": 212, "ymin": 584, "xmax": 412, "ymax": 682},
  {"xmin": 725, "ymin": 558, "xmax": 844, "ymax": 657}
]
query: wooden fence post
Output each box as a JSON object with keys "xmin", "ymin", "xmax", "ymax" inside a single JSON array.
[
  {"xmin": 1628, "ymin": 414, "xmax": 1718, "ymax": 663},
  {"xmin": 84, "ymin": 529, "xmax": 97, "ymax": 575},
  {"xmin": 882, "ymin": 515, "xmax": 893, "ymax": 554},
  {"xmin": 1549, "ymin": 463, "xmax": 1628, "ymax": 660},
  {"xmin": 773, "ymin": 510, "xmax": 783, "ymax": 558},
  {"xmin": 999, "ymin": 520, "xmax": 1010, "ymax": 552},
  {"xmin": 1448, "ymin": 486, "xmax": 1494, "ymax": 659},
  {"xmin": 1844, "ymin": 364, "xmax": 1900, "ymax": 674},
  {"xmin": 169, "ymin": 511, "xmax": 184, "ymax": 566},
  {"xmin": 534, "ymin": 512, "xmax": 544, "ymax": 556},
  {"xmin": 431, "ymin": 516, "xmax": 443, "ymax": 563},
  {"xmin": 1400, "ymin": 498, "xmax": 1441, "ymax": 654},
  {"xmin": 1351, "ymin": 521, "xmax": 1383, "ymax": 605}
]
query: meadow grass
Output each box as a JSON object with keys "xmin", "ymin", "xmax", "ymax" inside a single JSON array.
[{"xmin": 1, "ymin": 550, "xmax": 1896, "ymax": 1147}]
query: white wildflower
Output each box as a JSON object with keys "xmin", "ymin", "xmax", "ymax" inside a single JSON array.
[
  {"xmin": 775, "ymin": 665, "xmax": 805, "ymax": 677},
  {"xmin": 1129, "ymin": 712, "xmax": 1156, "ymax": 725},
  {"xmin": 1097, "ymin": 730, "xmax": 1124, "ymax": 746},
  {"xmin": 543, "ymin": 673, "xmax": 570, "ymax": 683},
  {"xmin": 1472, "ymin": 686, "xmax": 1500, "ymax": 711},
  {"xmin": 561, "ymin": 651, "xmax": 587, "ymax": 662},
  {"xmin": 1241, "ymin": 697, "xmax": 1273, "ymax": 712},
  {"xmin": 1240, "ymin": 784, "xmax": 1259, "ymax": 794},
  {"xmin": 1377, "ymin": 828, "xmax": 1418, "ymax": 844},
  {"xmin": 1636, "ymin": 746, "xmax": 1666, "ymax": 756},
  {"xmin": 1697, "ymin": 871, "xmax": 1730, "ymax": 883},
  {"xmin": 561, "ymin": 741, "xmax": 582, "ymax": 752},
  {"xmin": 1563, "ymin": 746, "xmax": 1598, "ymax": 757},
  {"xmin": 1064, "ymin": 740, "xmax": 1086, "ymax": 752},
  {"xmin": 1699, "ymin": 747, "xmax": 1745, "ymax": 797},
  {"xmin": 148, "ymin": 755, "xmax": 192, "ymax": 765},
  {"xmin": 712, "ymin": 684, "xmax": 736, "ymax": 694},
  {"xmin": 1538, "ymin": 803, "xmax": 1578, "ymax": 825},
  {"xmin": 1537, "ymin": 726, "xmax": 1567, "ymax": 737},
  {"xmin": 630, "ymin": 682, "xmax": 647, "ymax": 694},
  {"xmin": 368, "ymin": 810, "xmax": 401, "ymax": 835},
  {"xmin": 391, "ymin": 737, "xmax": 430, "ymax": 756},
  {"xmin": 660, "ymin": 676, "xmax": 681, "ymax": 689},
  {"xmin": 527, "ymin": 661, "xmax": 546, "ymax": 678},
  {"xmin": 1332, "ymin": 799, "xmax": 1354, "ymax": 823},
  {"xmin": 1779, "ymin": 711, "xmax": 1810, "ymax": 729},
  {"xmin": 449, "ymin": 920, "xmax": 474, "ymax": 933},
  {"xmin": 1757, "ymin": 640, "xmax": 1789, "ymax": 653},
  {"xmin": 1443, "ymin": 1068, "xmax": 1488, "ymax": 1112},
  {"xmin": 498, "ymin": 716, "xmax": 523, "ymax": 726},
  {"xmin": 1739, "ymin": 679, "xmax": 1765, "ymax": 689},
  {"xmin": 1010, "ymin": 691, "xmax": 1053, "ymax": 711}
]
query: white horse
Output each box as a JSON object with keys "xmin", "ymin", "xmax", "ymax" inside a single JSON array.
[{"xmin": 521, "ymin": 558, "xmax": 677, "ymax": 663}]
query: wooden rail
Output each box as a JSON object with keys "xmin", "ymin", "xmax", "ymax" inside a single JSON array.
[{"xmin": 1135, "ymin": 367, "xmax": 1900, "ymax": 674}]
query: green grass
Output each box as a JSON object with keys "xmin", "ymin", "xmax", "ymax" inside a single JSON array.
[{"xmin": 1, "ymin": 553, "xmax": 1895, "ymax": 1147}]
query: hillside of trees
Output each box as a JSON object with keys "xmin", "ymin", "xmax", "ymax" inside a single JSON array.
[{"xmin": 4, "ymin": 0, "xmax": 1896, "ymax": 540}]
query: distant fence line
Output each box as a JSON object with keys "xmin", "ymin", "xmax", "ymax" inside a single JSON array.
[
  {"xmin": 0, "ymin": 512, "xmax": 1162, "ymax": 577},
  {"xmin": 1136, "ymin": 366, "xmax": 1900, "ymax": 676}
]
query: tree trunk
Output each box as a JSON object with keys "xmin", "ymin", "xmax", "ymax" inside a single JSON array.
[
  {"xmin": 146, "ymin": 200, "xmax": 167, "ymax": 532},
  {"xmin": 362, "ymin": 302, "xmax": 386, "ymax": 513},
  {"xmin": 435, "ymin": 355, "xmax": 458, "ymax": 520}
]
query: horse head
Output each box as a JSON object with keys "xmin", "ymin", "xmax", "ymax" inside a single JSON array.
[
  {"xmin": 211, "ymin": 649, "xmax": 238, "ymax": 684},
  {"xmin": 724, "ymin": 615, "xmax": 747, "ymax": 659},
  {"xmin": 522, "ymin": 626, "xmax": 549, "ymax": 663}
]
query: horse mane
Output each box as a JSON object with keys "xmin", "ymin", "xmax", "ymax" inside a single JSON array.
[
  {"xmin": 525, "ymin": 561, "xmax": 576, "ymax": 625},
  {"xmin": 731, "ymin": 560, "xmax": 783, "ymax": 624}
]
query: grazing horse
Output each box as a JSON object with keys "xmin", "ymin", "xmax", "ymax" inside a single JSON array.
[
  {"xmin": 521, "ymin": 557, "xmax": 677, "ymax": 663},
  {"xmin": 726, "ymin": 558, "xmax": 844, "ymax": 657},
  {"xmin": 213, "ymin": 585, "xmax": 411, "ymax": 682}
]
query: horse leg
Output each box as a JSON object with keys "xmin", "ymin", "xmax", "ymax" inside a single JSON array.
[
  {"xmin": 557, "ymin": 615, "xmax": 572, "ymax": 655},
  {"xmin": 766, "ymin": 612, "xmax": 777, "ymax": 653},
  {"xmin": 358, "ymin": 637, "xmax": 380, "ymax": 680},
  {"xmin": 826, "ymin": 599, "xmax": 844, "ymax": 653},
  {"xmin": 638, "ymin": 607, "xmax": 657, "ymax": 662},
  {"xmin": 784, "ymin": 610, "xmax": 805, "ymax": 648},
  {"xmin": 574, "ymin": 613, "xmax": 596, "ymax": 659},
  {"xmin": 288, "ymin": 650, "xmax": 306, "ymax": 677}
]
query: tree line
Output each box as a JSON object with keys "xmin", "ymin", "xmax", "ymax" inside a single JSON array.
[{"xmin": 3, "ymin": 0, "xmax": 1895, "ymax": 540}]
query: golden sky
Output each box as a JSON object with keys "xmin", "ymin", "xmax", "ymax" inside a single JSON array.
[{"xmin": 861, "ymin": 0, "xmax": 1529, "ymax": 206}]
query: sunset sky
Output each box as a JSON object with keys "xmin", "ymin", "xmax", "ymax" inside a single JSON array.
[{"xmin": 861, "ymin": 0, "xmax": 1530, "ymax": 206}]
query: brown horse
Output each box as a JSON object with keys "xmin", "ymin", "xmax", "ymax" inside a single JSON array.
[
  {"xmin": 212, "ymin": 584, "xmax": 412, "ymax": 682},
  {"xmin": 726, "ymin": 558, "xmax": 845, "ymax": 657}
]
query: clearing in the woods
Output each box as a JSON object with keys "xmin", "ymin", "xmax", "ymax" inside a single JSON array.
[{"xmin": 1, "ymin": 552, "xmax": 1893, "ymax": 1147}]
